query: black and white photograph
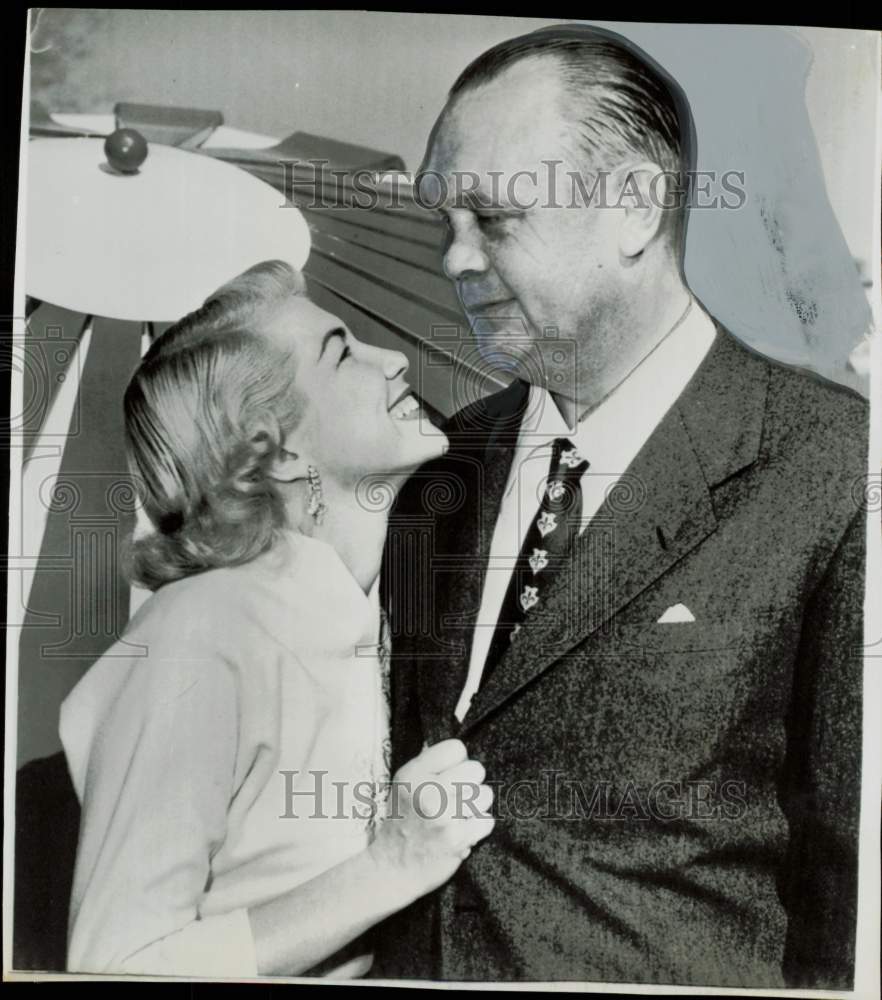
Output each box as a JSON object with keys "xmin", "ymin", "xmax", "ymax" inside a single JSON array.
[{"xmin": 3, "ymin": 10, "xmax": 881, "ymax": 993}]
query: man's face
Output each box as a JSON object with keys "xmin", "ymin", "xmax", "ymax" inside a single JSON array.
[{"xmin": 419, "ymin": 62, "xmax": 625, "ymax": 396}]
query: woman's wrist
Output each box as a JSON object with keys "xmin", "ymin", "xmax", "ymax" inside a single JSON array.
[
  {"xmin": 362, "ymin": 838, "xmax": 423, "ymax": 913},
  {"xmin": 248, "ymin": 844, "xmax": 414, "ymax": 977}
]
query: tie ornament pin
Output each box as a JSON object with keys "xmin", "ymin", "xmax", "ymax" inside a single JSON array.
[
  {"xmin": 546, "ymin": 480, "xmax": 567, "ymax": 502},
  {"xmin": 537, "ymin": 511, "xmax": 558, "ymax": 536},
  {"xmin": 520, "ymin": 585, "xmax": 540, "ymax": 611},
  {"xmin": 529, "ymin": 548, "xmax": 549, "ymax": 574}
]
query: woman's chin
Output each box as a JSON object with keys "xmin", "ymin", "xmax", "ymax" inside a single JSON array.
[
  {"xmin": 388, "ymin": 414, "xmax": 448, "ymax": 467},
  {"xmin": 350, "ymin": 431, "xmax": 449, "ymax": 508},
  {"xmin": 401, "ymin": 427, "xmax": 449, "ymax": 469}
]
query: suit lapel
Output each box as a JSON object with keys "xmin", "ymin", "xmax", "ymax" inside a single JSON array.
[
  {"xmin": 416, "ymin": 380, "xmax": 529, "ymax": 742},
  {"xmin": 459, "ymin": 328, "xmax": 769, "ymax": 735}
]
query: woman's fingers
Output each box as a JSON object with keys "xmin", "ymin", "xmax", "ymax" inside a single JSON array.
[
  {"xmin": 407, "ymin": 780, "xmax": 494, "ymax": 821},
  {"xmin": 434, "ymin": 761, "xmax": 492, "ymax": 821},
  {"xmin": 391, "ymin": 740, "xmax": 494, "ymax": 847},
  {"xmin": 370, "ymin": 742, "xmax": 496, "ymax": 899},
  {"xmin": 438, "ymin": 758, "xmax": 486, "ymax": 788},
  {"xmin": 468, "ymin": 781, "xmax": 494, "ymax": 816},
  {"xmin": 396, "ymin": 738, "xmax": 467, "ymax": 782},
  {"xmin": 465, "ymin": 813, "xmax": 496, "ymax": 846},
  {"xmin": 445, "ymin": 810, "xmax": 495, "ymax": 855}
]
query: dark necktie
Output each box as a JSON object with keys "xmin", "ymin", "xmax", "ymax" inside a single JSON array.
[{"xmin": 481, "ymin": 437, "xmax": 590, "ymax": 686}]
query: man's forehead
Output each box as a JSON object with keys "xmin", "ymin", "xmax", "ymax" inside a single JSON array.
[{"xmin": 421, "ymin": 62, "xmax": 570, "ymax": 185}]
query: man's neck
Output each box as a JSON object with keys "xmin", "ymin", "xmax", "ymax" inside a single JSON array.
[{"xmin": 551, "ymin": 281, "xmax": 693, "ymax": 427}]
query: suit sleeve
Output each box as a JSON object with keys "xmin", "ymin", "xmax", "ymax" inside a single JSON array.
[
  {"xmin": 781, "ymin": 505, "xmax": 866, "ymax": 989},
  {"xmin": 63, "ymin": 650, "xmax": 258, "ymax": 977}
]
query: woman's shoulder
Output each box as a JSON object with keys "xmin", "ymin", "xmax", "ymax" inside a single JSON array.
[
  {"xmin": 129, "ymin": 560, "xmax": 260, "ymax": 636},
  {"xmin": 108, "ymin": 562, "xmax": 278, "ymax": 693},
  {"xmin": 121, "ymin": 531, "xmax": 375, "ymax": 668},
  {"xmin": 60, "ymin": 566, "xmax": 258, "ymax": 803},
  {"xmin": 65, "ymin": 563, "xmax": 267, "ymax": 736}
]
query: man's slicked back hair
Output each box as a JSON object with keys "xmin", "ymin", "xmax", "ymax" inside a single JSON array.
[{"xmin": 449, "ymin": 24, "xmax": 694, "ymax": 247}]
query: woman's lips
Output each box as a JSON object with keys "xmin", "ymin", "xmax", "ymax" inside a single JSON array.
[{"xmin": 389, "ymin": 393, "xmax": 422, "ymax": 420}]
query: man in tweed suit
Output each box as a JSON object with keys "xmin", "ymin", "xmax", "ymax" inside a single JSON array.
[{"xmin": 377, "ymin": 24, "xmax": 867, "ymax": 988}]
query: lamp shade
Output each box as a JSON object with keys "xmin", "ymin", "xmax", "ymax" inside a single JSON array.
[{"xmin": 25, "ymin": 137, "xmax": 311, "ymax": 322}]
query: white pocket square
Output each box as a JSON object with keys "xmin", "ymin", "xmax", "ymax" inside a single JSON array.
[{"xmin": 657, "ymin": 603, "xmax": 695, "ymax": 624}]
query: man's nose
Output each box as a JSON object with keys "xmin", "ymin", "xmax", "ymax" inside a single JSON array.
[{"xmin": 442, "ymin": 216, "xmax": 489, "ymax": 282}]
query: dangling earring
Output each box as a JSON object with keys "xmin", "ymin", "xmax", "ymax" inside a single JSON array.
[{"xmin": 306, "ymin": 465, "xmax": 327, "ymax": 524}]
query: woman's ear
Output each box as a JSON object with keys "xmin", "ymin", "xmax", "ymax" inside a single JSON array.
[{"xmin": 267, "ymin": 430, "xmax": 310, "ymax": 484}]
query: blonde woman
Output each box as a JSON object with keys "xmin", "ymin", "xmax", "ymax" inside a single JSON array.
[{"xmin": 59, "ymin": 261, "xmax": 494, "ymax": 978}]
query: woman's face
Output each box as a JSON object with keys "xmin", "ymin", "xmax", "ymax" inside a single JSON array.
[{"xmin": 263, "ymin": 295, "xmax": 447, "ymax": 487}]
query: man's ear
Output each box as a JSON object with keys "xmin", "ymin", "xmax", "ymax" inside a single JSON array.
[
  {"xmin": 616, "ymin": 162, "xmax": 667, "ymax": 259},
  {"xmin": 267, "ymin": 430, "xmax": 310, "ymax": 484}
]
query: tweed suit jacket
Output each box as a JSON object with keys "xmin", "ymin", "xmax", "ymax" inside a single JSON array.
[{"xmin": 375, "ymin": 325, "xmax": 868, "ymax": 988}]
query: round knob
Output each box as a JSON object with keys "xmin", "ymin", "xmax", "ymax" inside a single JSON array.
[{"xmin": 103, "ymin": 128, "xmax": 148, "ymax": 174}]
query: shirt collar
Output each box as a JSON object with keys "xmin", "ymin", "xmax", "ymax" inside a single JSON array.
[
  {"xmin": 256, "ymin": 530, "xmax": 382, "ymax": 647},
  {"xmin": 520, "ymin": 297, "xmax": 717, "ymax": 459}
]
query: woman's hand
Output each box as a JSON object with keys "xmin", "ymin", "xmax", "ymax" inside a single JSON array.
[
  {"xmin": 249, "ymin": 739, "xmax": 494, "ymax": 976},
  {"xmin": 366, "ymin": 739, "xmax": 495, "ymax": 902}
]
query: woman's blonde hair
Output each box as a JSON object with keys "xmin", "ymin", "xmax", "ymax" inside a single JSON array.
[{"xmin": 124, "ymin": 260, "xmax": 307, "ymax": 590}]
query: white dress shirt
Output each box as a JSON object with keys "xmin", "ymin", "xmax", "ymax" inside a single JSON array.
[{"xmin": 455, "ymin": 299, "xmax": 717, "ymax": 721}]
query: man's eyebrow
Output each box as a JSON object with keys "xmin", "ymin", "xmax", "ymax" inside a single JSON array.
[
  {"xmin": 318, "ymin": 327, "xmax": 346, "ymax": 362},
  {"xmin": 461, "ymin": 189, "xmax": 517, "ymax": 212},
  {"xmin": 429, "ymin": 186, "xmax": 519, "ymax": 216}
]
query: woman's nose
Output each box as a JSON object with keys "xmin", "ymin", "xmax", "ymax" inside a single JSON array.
[{"xmin": 382, "ymin": 348, "xmax": 409, "ymax": 380}]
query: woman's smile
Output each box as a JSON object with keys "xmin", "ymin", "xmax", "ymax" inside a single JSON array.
[{"xmin": 388, "ymin": 392, "xmax": 422, "ymax": 421}]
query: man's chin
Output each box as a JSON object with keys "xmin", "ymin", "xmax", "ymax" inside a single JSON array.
[{"xmin": 470, "ymin": 337, "xmax": 541, "ymax": 385}]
